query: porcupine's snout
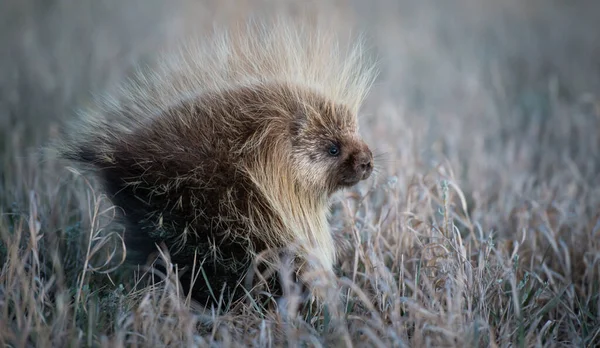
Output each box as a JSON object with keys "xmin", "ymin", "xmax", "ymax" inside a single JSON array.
[
  {"xmin": 338, "ymin": 142, "xmax": 373, "ymax": 187},
  {"xmin": 353, "ymin": 149, "xmax": 373, "ymax": 180}
]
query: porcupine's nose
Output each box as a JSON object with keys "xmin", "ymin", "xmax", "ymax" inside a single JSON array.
[{"xmin": 354, "ymin": 151, "xmax": 373, "ymax": 179}]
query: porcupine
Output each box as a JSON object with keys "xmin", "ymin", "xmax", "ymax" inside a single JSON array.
[{"xmin": 57, "ymin": 17, "xmax": 377, "ymax": 306}]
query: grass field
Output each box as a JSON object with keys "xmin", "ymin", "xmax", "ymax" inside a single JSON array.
[{"xmin": 1, "ymin": 0, "xmax": 599, "ymax": 346}]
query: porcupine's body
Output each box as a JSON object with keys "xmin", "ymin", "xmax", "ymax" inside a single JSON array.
[{"xmin": 58, "ymin": 18, "xmax": 377, "ymax": 306}]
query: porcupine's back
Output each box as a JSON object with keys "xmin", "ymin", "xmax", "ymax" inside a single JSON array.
[{"xmin": 57, "ymin": 17, "xmax": 377, "ymax": 305}]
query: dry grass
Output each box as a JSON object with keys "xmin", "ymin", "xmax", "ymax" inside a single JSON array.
[{"xmin": 1, "ymin": 0, "xmax": 599, "ymax": 347}]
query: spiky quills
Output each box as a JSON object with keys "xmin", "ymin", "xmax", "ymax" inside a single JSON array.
[{"xmin": 62, "ymin": 17, "xmax": 377, "ymax": 139}]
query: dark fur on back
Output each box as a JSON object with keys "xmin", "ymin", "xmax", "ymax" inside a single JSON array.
[{"xmin": 66, "ymin": 85, "xmax": 294, "ymax": 303}]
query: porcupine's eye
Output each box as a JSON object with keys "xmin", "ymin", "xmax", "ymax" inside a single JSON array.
[{"xmin": 328, "ymin": 143, "xmax": 341, "ymax": 157}]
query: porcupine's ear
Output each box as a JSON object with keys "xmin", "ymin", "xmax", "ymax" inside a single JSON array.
[
  {"xmin": 289, "ymin": 118, "xmax": 305, "ymax": 138},
  {"xmin": 289, "ymin": 104, "xmax": 309, "ymax": 138}
]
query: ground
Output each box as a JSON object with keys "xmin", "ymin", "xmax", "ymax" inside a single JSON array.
[{"xmin": 1, "ymin": 0, "xmax": 599, "ymax": 347}]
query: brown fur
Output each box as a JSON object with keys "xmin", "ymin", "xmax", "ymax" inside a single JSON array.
[{"xmin": 57, "ymin": 18, "xmax": 377, "ymax": 306}]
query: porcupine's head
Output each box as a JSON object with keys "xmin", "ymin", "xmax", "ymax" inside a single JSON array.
[{"xmin": 287, "ymin": 92, "xmax": 374, "ymax": 196}]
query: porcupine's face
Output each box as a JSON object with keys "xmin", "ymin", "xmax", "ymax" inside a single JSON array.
[{"xmin": 289, "ymin": 98, "xmax": 374, "ymax": 194}]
